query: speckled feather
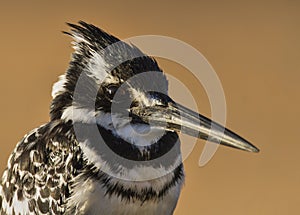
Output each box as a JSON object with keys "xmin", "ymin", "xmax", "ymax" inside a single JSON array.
[{"xmin": 0, "ymin": 121, "xmax": 80, "ymax": 214}]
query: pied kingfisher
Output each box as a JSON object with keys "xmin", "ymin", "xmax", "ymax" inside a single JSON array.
[{"xmin": 0, "ymin": 21, "xmax": 259, "ymax": 215}]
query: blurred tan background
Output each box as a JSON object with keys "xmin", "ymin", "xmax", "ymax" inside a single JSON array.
[{"xmin": 0, "ymin": 1, "xmax": 299, "ymax": 214}]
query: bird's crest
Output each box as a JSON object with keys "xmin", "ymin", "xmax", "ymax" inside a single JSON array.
[{"xmin": 50, "ymin": 21, "xmax": 167, "ymax": 121}]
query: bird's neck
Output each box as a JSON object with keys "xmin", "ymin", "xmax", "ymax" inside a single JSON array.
[
  {"xmin": 68, "ymin": 163, "xmax": 184, "ymax": 214},
  {"xmin": 74, "ymin": 122, "xmax": 183, "ymax": 181}
]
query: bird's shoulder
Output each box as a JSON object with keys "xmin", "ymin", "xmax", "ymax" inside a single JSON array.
[{"xmin": 0, "ymin": 120, "xmax": 84, "ymax": 214}]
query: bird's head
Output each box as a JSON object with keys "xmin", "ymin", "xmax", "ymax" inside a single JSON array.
[{"xmin": 50, "ymin": 21, "xmax": 259, "ymax": 155}]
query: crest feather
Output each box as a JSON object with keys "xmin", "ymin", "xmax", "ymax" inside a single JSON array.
[{"xmin": 63, "ymin": 21, "xmax": 120, "ymax": 52}]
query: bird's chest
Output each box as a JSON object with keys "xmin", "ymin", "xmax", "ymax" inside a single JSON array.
[{"xmin": 67, "ymin": 174, "xmax": 182, "ymax": 215}]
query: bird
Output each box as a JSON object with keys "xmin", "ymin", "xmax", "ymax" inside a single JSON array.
[{"xmin": 0, "ymin": 21, "xmax": 259, "ymax": 215}]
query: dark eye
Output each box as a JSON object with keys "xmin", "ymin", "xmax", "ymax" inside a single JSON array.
[{"xmin": 105, "ymin": 84, "xmax": 119, "ymax": 99}]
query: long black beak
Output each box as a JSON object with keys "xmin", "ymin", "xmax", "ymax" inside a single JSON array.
[{"xmin": 131, "ymin": 100, "xmax": 259, "ymax": 153}]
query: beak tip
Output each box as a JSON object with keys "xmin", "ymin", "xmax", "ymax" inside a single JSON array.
[
  {"xmin": 252, "ymin": 146, "xmax": 260, "ymax": 153},
  {"xmin": 244, "ymin": 142, "xmax": 260, "ymax": 153}
]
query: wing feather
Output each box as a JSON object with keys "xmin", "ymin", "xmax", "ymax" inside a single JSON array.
[{"xmin": 0, "ymin": 121, "xmax": 82, "ymax": 215}]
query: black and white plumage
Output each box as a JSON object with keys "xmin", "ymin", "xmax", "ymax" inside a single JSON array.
[{"xmin": 0, "ymin": 22, "xmax": 259, "ymax": 215}]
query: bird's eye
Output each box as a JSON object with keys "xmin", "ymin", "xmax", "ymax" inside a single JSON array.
[{"xmin": 105, "ymin": 84, "xmax": 119, "ymax": 99}]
